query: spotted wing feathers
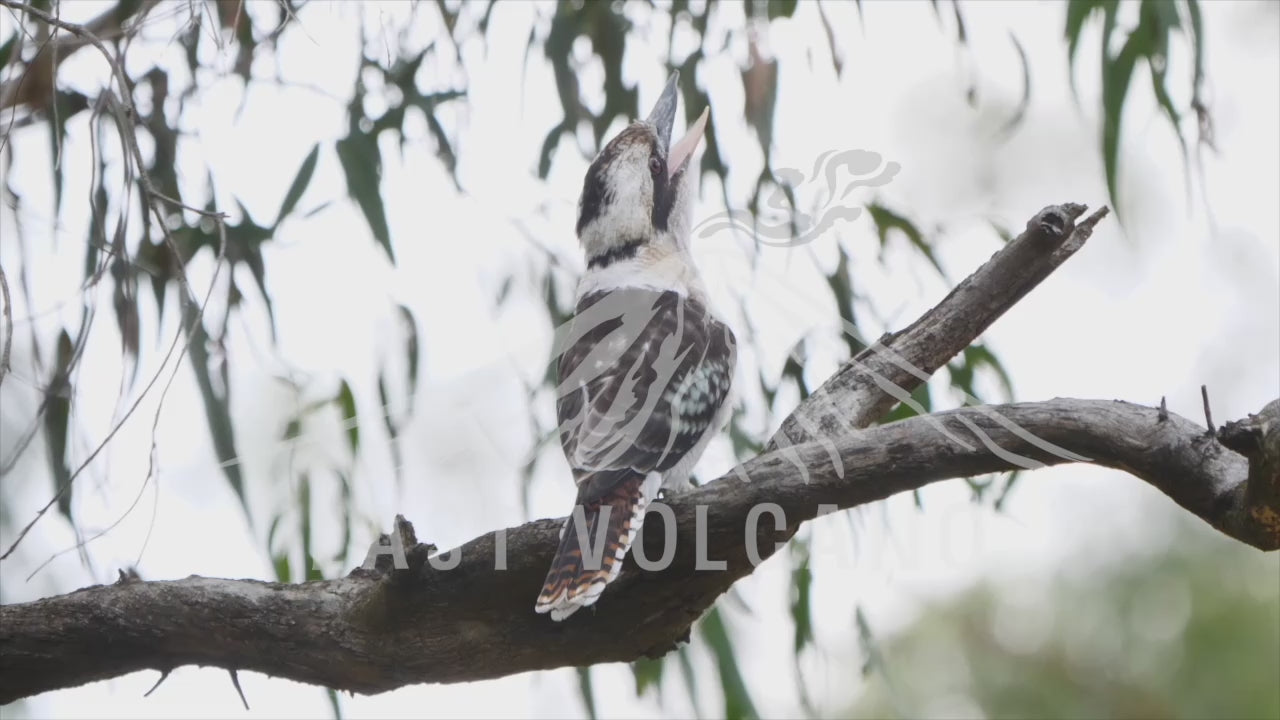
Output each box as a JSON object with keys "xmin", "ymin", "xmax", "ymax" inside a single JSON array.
[{"xmin": 536, "ymin": 288, "xmax": 735, "ymax": 621}]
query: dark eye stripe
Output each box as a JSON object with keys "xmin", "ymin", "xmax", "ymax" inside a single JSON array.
[{"xmin": 576, "ymin": 125, "xmax": 681, "ymax": 237}]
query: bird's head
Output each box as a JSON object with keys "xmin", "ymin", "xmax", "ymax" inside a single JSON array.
[{"xmin": 575, "ymin": 72, "xmax": 710, "ymax": 268}]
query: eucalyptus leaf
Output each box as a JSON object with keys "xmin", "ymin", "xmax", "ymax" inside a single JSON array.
[
  {"xmin": 700, "ymin": 608, "xmax": 759, "ymax": 720},
  {"xmin": 336, "ymin": 133, "xmax": 394, "ymax": 262},
  {"xmin": 336, "ymin": 379, "xmax": 360, "ymax": 459},
  {"xmin": 275, "ymin": 143, "xmax": 320, "ymax": 228},
  {"xmin": 576, "ymin": 666, "xmax": 598, "ymax": 720},
  {"xmin": 45, "ymin": 331, "xmax": 74, "ymax": 522}
]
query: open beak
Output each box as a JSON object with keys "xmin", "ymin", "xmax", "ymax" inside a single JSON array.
[{"xmin": 646, "ymin": 71, "xmax": 710, "ymax": 181}]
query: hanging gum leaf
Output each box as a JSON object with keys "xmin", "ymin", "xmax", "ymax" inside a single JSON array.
[
  {"xmin": 275, "ymin": 143, "xmax": 320, "ymax": 228},
  {"xmin": 700, "ymin": 608, "xmax": 759, "ymax": 720},
  {"xmin": 336, "ymin": 133, "xmax": 394, "ymax": 263},
  {"xmin": 336, "ymin": 379, "xmax": 360, "ymax": 459}
]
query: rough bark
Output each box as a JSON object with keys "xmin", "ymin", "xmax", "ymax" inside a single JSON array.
[
  {"xmin": 2, "ymin": 202, "xmax": 1276, "ymax": 705},
  {"xmin": 1, "ymin": 398, "xmax": 1276, "ymax": 704},
  {"xmin": 770, "ymin": 202, "xmax": 1109, "ymax": 447}
]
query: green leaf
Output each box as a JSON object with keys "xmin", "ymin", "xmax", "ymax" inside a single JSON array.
[
  {"xmin": 993, "ymin": 470, "xmax": 1022, "ymax": 512},
  {"xmin": 577, "ymin": 666, "xmax": 598, "ymax": 720},
  {"xmin": 182, "ymin": 300, "xmax": 248, "ymax": 517},
  {"xmin": 336, "ymin": 379, "xmax": 359, "ymax": 458},
  {"xmin": 767, "ymin": 0, "xmax": 798, "ymax": 20},
  {"xmin": 271, "ymin": 552, "xmax": 292, "ymax": 584},
  {"xmin": 880, "ymin": 383, "xmax": 932, "ymax": 425},
  {"xmin": 1184, "ymin": 0, "xmax": 1205, "ymax": 91},
  {"xmin": 334, "ymin": 471, "xmax": 353, "ymax": 566},
  {"xmin": 299, "ymin": 472, "xmax": 322, "ymax": 581},
  {"xmin": 1065, "ymin": 0, "xmax": 1104, "ymax": 103},
  {"xmin": 326, "ymin": 688, "xmax": 344, "ymax": 720},
  {"xmin": 275, "ymin": 143, "xmax": 320, "ymax": 228},
  {"xmin": 336, "ymin": 133, "xmax": 394, "ymax": 262},
  {"xmin": 1142, "ymin": 0, "xmax": 1191, "ymax": 184},
  {"xmin": 416, "ymin": 94, "xmax": 464, "ymax": 187},
  {"xmin": 677, "ymin": 646, "xmax": 703, "ymax": 719},
  {"xmin": 854, "ymin": 604, "xmax": 885, "ymax": 677},
  {"xmin": 997, "ymin": 33, "xmax": 1032, "ymax": 139},
  {"xmin": 1101, "ymin": 21, "xmax": 1143, "ymax": 218},
  {"xmin": 47, "ymin": 91, "xmax": 88, "ymax": 216},
  {"xmin": 989, "ymin": 220, "xmax": 1015, "ymax": 244},
  {"xmin": 110, "ymin": 255, "xmax": 141, "ymax": 386},
  {"xmin": 726, "ymin": 411, "xmax": 762, "ymax": 461},
  {"xmin": 633, "ymin": 657, "xmax": 664, "ymax": 697},
  {"xmin": 825, "ymin": 246, "xmax": 866, "ymax": 357},
  {"xmin": 538, "ymin": 121, "xmax": 570, "ymax": 180},
  {"xmin": 700, "ymin": 608, "xmax": 758, "ymax": 720},
  {"xmin": 0, "ymin": 33, "xmax": 16, "ymax": 69},
  {"xmin": 267, "ymin": 512, "xmax": 285, "ymax": 551},
  {"xmin": 228, "ymin": 199, "xmax": 278, "ymax": 339},
  {"xmin": 377, "ymin": 375, "xmax": 404, "ymax": 490},
  {"xmin": 83, "ymin": 156, "xmax": 109, "ymax": 280},
  {"xmin": 780, "ymin": 338, "xmax": 809, "ymax": 401},
  {"xmin": 964, "ymin": 344, "xmax": 1015, "ymax": 401},
  {"xmin": 950, "ymin": 0, "xmax": 968, "ymax": 45},
  {"xmin": 45, "ymin": 331, "xmax": 75, "ymax": 521},
  {"xmin": 398, "ymin": 304, "xmax": 420, "ymax": 400},
  {"xmin": 791, "ymin": 545, "xmax": 813, "ymax": 654},
  {"xmin": 790, "ymin": 539, "xmax": 819, "ymax": 716},
  {"xmin": 866, "ymin": 203, "xmax": 946, "ymax": 280}
]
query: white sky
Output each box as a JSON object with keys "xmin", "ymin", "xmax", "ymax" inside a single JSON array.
[{"xmin": 1, "ymin": 1, "xmax": 1277, "ymax": 718}]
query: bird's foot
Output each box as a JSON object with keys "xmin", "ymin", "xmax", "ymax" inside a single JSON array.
[{"xmin": 659, "ymin": 474, "xmax": 699, "ymax": 499}]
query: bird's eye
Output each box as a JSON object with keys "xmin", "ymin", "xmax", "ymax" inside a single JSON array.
[{"xmin": 648, "ymin": 156, "xmax": 662, "ymax": 177}]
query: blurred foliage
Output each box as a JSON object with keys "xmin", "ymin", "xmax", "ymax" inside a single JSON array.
[
  {"xmin": 846, "ymin": 513, "xmax": 1280, "ymax": 719},
  {"xmin": 1066, "ymin": 0, "xmax": 1210, "ymax": 220},
  {"xmin": 0, "ymin": 0, "xmax": 1221, "ymax": 717}
]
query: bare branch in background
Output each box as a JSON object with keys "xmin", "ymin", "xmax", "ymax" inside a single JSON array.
[{"xmin": 0, "ymin": 0, "xmax": 161, "ymax": 112}]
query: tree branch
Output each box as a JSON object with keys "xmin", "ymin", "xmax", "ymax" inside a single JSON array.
[
  {"xmin": 1, "ymin": 398, "xmax": 1275, "ymax": 704},
  {"xmin": 4, "ymin": 201, "xmax": 1275, "ymax": 704},
  {"xmin": 770, "ymin": 202, "xmax": 1109, "ymax": 446},
  {"xmin": 0, "ymin": 0, "xmax": 161, "ymax": 111}
]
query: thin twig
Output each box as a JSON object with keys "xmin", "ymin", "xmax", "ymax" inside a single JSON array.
[
  {"xmin": 0, "ymin": 0, "xmax": 199, "ymax": 305},
  {"xmin": 0, "ymin": 0, "xmax": 231, "ymax": 561},
  {"xmin": 142, "ymin": 669, "xmax": 171, "ymax": 698},
  {"xmin": 0, "ymin": 261, "xmax": 11, "ymax": 388},
  {"xmin": 228, "ymin": 669, "xmax": 250, "ymax": 710},
  {"xmin": 4, "ymin": 210, "xmax": 229, "ymax": 564},
  {"xmin": 1201, "ymin": 384, "xmax": 1215, "ymax": 436},
  {"xmin": 149, "ymin": 188, "xmax": 227, "ymax": 219}
]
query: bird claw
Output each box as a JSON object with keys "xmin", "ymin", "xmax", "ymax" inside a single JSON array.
[{"xmin": 660, "ymin": 475, "xmax": 698, "ymax": 498}]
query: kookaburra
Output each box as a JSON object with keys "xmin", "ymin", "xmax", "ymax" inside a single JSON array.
[{"xmin": 535, "ymin": 72, "xmax": 737, "ymax": 621}]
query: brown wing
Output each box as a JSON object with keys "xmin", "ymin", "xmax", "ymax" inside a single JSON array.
[{"xmin": 553, "ymin": 287, "xmax": 736, "ymax": 499}]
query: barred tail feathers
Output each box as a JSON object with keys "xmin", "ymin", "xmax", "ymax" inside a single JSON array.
[{"xmin": 535, "ymin": 471, "xmax": 661, "ymax": 621}]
